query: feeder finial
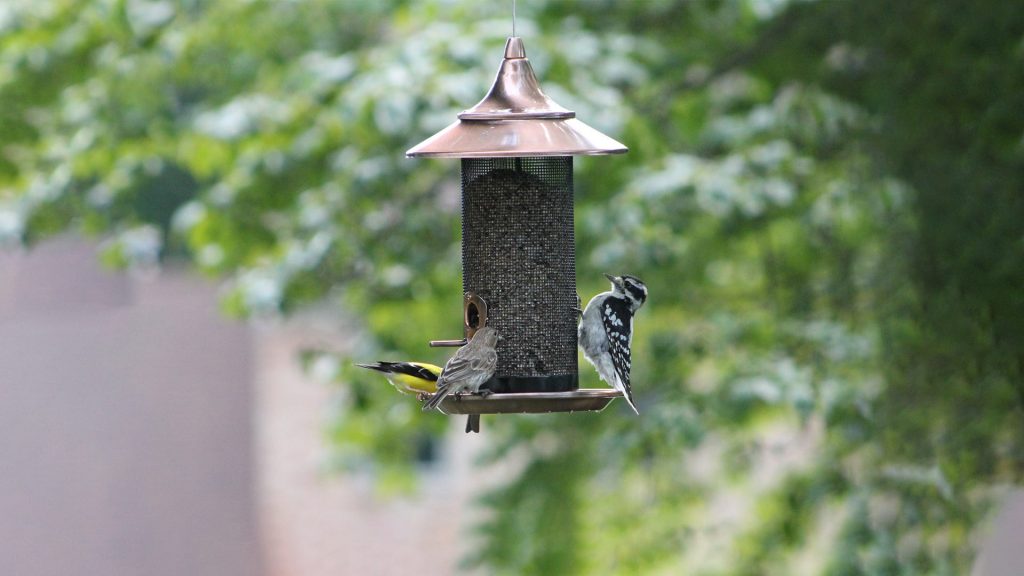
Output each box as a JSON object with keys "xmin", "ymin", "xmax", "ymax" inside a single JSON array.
[{"xmin": 504, "ymin": 36, "xmax": 525, "ymax": 59}]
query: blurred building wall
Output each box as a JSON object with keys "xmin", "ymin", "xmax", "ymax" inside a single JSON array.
[
  {"xmin": 0, "ymin": 237, "xmax": 487, "ymax": 576},
  {"xmin": 0, "ymin": 238, "xmax": 259, "ymax": 576},
  {"xmin": 972, "ymin": 490, "xmax": 1024, "ymax": 576},
  {"xmin": 255, "ymin": 319, "xmax": 488, "ymax": 576}
]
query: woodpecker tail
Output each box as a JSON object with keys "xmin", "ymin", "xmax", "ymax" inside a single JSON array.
[
  {"xmin": 621, "ymin": 390, "xmax": 640, "ymax": 415},
  {"xmin": 617, "ymin": 378, "xmax": 639, "ymax": 415}
]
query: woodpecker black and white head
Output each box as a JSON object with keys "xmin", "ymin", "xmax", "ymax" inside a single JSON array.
[
  {"xmin": 578, "ymin": 273, "xmax": 648, "ymax": 414},
  {"xmin": 605, "ymin": 273, "xmax": 648, "ymax": 312}
]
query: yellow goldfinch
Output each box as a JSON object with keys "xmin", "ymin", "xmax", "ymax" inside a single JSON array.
[
  {"xmin": 357, "ymin": 360, "xmax": 482, "ymax": 432},
  {"xmin": 356, "ymin": 361, "xmax": 442, "ymax": 396}
]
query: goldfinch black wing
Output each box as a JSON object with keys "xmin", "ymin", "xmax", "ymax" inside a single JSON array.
[{"xmin": 377, "ymin": 362, "xmax": 440, "ymax": 381}]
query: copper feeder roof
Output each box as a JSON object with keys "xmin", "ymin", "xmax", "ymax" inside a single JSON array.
[{"xmin": 407, "ymin": 37, "xmax": 628, "ymax": 158}]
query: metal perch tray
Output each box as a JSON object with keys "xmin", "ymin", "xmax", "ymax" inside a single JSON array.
[{"xmin": 436, "ymin": 389, "xmax": 622, "ymax": 415}]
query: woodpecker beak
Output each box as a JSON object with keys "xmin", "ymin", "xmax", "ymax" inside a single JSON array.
[{"xmin": 603, "ymin": 273, "xmax": 623, "ymax": 290}]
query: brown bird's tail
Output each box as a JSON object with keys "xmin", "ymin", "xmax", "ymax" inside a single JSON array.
[{"xmin": 422, "ymin": 385, "xmax": 450, "ymax": 411}]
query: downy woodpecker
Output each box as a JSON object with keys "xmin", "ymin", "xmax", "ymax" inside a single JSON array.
[{"xmin": 578, "ymin": 274, "xmax": 648, "ymax": 414}]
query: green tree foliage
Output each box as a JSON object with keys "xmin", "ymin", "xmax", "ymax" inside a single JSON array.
[{"xmin": 2, "ymin": 0, "xmax": 1021, "ymax": 573}]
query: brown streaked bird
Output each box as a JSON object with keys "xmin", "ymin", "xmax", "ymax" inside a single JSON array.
[{"xmin": 423, "ymin": 327, "xmax": 500, "ymax": 413}]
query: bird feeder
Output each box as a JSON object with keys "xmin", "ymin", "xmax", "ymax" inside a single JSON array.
[{"xmin": 407, "ymin": 36, "xmax": 626, "ymax": 415}]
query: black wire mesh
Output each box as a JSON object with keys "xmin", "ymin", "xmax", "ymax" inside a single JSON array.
[{"xmin": 461, "ymin": 157, "xmax": 579, "ymax": 393}]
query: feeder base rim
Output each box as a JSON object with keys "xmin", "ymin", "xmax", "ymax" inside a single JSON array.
[{"xmin": 434, "ymin": 388, "xmax": 623, "ymax": 415}]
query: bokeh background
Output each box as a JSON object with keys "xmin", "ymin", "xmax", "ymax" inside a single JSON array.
[{"xmin": 1, "ymin": 1, "xmax": 1022, "ymax": 574}]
